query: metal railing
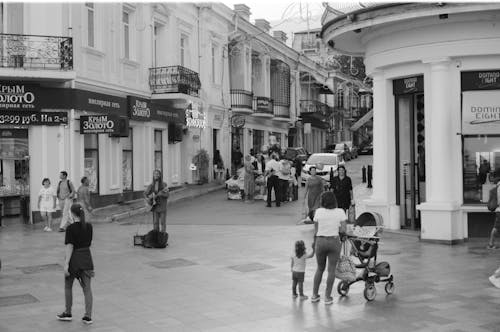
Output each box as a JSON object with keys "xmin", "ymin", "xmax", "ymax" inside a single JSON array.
[
  {"xmin": 273, "ymin": 100, "xmax": 290, "ymax": 118},
  {"xmin": 253, "ymin": 96, "xmax": 273, "ymax": 116},
  {"xmin": 0, "ymin": 33, "xmax": 73, "ymax": 70},
  {"xmin": 299, "ymin": 100, "xmax": 332, "ymax": 115},
  {"xmin": 149, "ymin": 65, "xmax": 201, "ymax": 97},
  {"xmin": 230, "ymin": 89, "xmax": 253, "ymax": 110}
]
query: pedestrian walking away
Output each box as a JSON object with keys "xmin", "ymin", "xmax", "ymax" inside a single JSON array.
[
  {"xmin": 38, "ymin": 178, "xmax": 56, "ymax": 232},
  {"xmin": 57, "ymin": 171, "xmax": 76, "ymax": 232},
  {"xmin": 144, "ymin": 169, "xmax": 170, "ymax": 233},
  {"xmin": 330, "ymin": 165, "xmax": 354, "ymax": 213},
  {"xmin": 311, "ymin": 192, "xmax": 347, "ymax": 305},
  {"xmin": 77, "ymin": 177, "xmax": 94, "ymax": 222},
  {"xmin": 487, "ymin": 179, "xmax": 500, "ymax": 249},
  {"xmin": 303, "ymin": 166, "xmax": 326, "ymax": 221},
  {"xmin": 291, "ymin": 240, "xmax": 315, "ymax": 300},
  {"xmin": 57, "ymin": 203, "xmax": 94, "ymax": 325}
]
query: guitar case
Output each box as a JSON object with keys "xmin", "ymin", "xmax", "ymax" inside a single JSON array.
[{"xmin": 143, "ymin": 230, "xmax": 168, "ymax": 249}]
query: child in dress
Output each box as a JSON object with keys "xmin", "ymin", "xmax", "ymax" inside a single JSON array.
[
  {"xmin": 291, "ymin": 240, "xmax": 315, "ymax": 299},
  {"xmin": 38, "ymin": 178, "xmax": 56, "ymax": 232}
]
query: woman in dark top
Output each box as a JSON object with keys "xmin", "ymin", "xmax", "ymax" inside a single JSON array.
[
  {"xmin": 57, "ymin": 203, "xmax": 94, "ymax": 325},
  {"xmin": 304, "ymin": 166, "xmax": 326, "ymax": 221},
  {"xmin": 144, "ymin": 170, "xmax": 169, "ymax": 233},
  {"xmin": 331, "ymin": 165, "xmax": 354, "ymax": 212}
]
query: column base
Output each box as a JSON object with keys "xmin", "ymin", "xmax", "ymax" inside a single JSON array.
[
  {"xmin": 363, "ymin": 199, "xmax": 400, "ymax": 230},
  {"xmin": 417, "ymin": 202, "xmax": 465, "ymax": 244}
]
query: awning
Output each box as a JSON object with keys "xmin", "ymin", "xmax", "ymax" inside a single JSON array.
[{"xmin": 350, "ymin": 109, "xmax": 373, "ymax": 131}]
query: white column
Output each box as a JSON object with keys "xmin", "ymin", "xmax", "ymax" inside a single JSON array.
[{"xmin": 418, "ymin": 58, "xmax": 462, "ymax": 243}]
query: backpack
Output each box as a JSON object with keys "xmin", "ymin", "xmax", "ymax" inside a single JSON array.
[
  {"xmin": 488, "ymin": 186, "xmax": 498, "ymax": 212},
  {"xmin": 143, "ymin": 230, "xmax": 168, "ymax": 249},
  {"xmin": 57, "ymin": 180, "xmax": 74, "ymax": 198}
]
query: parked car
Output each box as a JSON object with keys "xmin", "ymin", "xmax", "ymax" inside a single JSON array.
[
  {"xmin": 332, "ymin": 143, "xmax": 352, "ymax": 161},
  {"xmin": 301, "ymin": 153, "xmax": 345, "ymax": 186},
  {"xmin": 342, "ymin": 141, "xmax": 358, "ymax": 159},
  {"xmin": 359, "ymin": 143, "xmax": 373, "ymax": 155},
  {"xmin": 284, "ymin": 147, "xmax": 310, "ymax": 164}
]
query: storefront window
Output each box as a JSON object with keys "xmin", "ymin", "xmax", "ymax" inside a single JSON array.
[
  {"xmin": 463, "ymin": 136, "xmax": 500, "ymax": 204},
  {"xmin": 253, "ymin": 129, "xmax": 264, "ymax": 154},
  {"xmin": 122, "ymin": 128, "xmax": 133, "ymax": 191},
  {"xmin": 84, "ymin": 134, "xmax": 99, "ymax": 193},
  {"xmin": 154, "ymin": 129, "xmax": 162, "ymax": 171}
]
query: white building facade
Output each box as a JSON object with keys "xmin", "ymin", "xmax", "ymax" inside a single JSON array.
[{"xmin": 321, "ymin": 3, "xmax": 500, "ymax": 243}]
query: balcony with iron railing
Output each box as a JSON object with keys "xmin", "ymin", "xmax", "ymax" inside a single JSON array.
[
  {"xmin": 252, "ymin": 96, "xmax": 273, "ymax": 118},
  {"xmin": 299, "ymin": 100, "xmax": 332, "ymax": 116},
  {"xmin": 273, "ymin": 101, "xmax": 290, "ymax": 121},
  {"xmin": 149, "ymin": 65, "xmax": 201, "ymax": 97},
  {"xmin": 0, "ymin": 33, "xmax": 73, "ymax": 71},
  {"xmin": 230, "ymin": 89, "xmax": 253, "ymax": 114}
]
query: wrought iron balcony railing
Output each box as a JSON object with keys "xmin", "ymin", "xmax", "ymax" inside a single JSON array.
[
  {"xmin": 253, "ymin": 96, "xmax": 273, "ymax": 116},
  {"xmin": 0, "ymin": 33, "xmax": 73, "ymax": 70},
  {"xmin": 273, "ymin": 100, "xmax": 290, "ymax": 119},
  {"xmin": 300, "ymin": 100, "xmax": 332, "ymax": 116},
  {"xmin": 230, "ymin": 89, "xmax": 253, "ymax": 110},
  {"xmin": 149, "ymin": 65, "xmax": 201, "ymax": 97}
]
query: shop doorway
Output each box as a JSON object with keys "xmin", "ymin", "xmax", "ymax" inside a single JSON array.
[
  {"xmin": 231, "ymin": 127, "xmax": 243, "ymax": 173},
  {"xmin": 394, "ymin": 77, "xmax": 425, "ymax": 230},
  {"xmin": 0, "ymin": 129, "xmax": 30, "ymax": 225}
]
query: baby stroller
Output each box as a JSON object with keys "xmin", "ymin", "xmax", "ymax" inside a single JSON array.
[{"xmin": 337, "ymin": 212, "xmax": 394, "ymax": 301}]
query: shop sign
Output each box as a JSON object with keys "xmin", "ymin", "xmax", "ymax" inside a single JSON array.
[
  {"xmin": 231, "ymin": 115, "xmax": 245, "ymax": 128},
  {"xmin": 80, "ymin": 114, "xmax": 120, "ymax": 134},
  {"xmin": 393, "ymin": 76, "xmax": 424, "ymax": 95},
  {"xmin": 75, "ymin": 90, "xmax": 127, "ymax": 116},
  {"xmin": 127, "ymin": 96, "xmax": 151, "ymax": 121},
  {"xmin": 462, "ymin": 90, "xmax": 500, "ymax": 134},
  {"xmin": 256, "ymin": 97, "xmax": 271, "ymax": 113},
  {"xmin": 462, "ymin": 70, "xmax": 500, "ymax": 91},
  {"xmin": 185, "ymin": 103, "xmax": 206, "ymax": 129},
  {"xmin": 0, "ymin": 84, "xmax": 39, "ymax": 111},
  {"xmin": 151, "ymin": 104, "xmax": 185, "ymax": 124},
  {"xmin": 0, "ymin": 110, "xmax": 68, "ymax": 126}
]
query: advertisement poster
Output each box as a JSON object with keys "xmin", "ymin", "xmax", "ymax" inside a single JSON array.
[
  {"xmin": 462, "ymin": 90, "xmax": 500, "ymax": 135},
  {"xmin": 84, "ymin": 157, "xmax": 98, "ymax": 193}
]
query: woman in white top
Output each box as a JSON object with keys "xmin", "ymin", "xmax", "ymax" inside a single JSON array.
[
  {"xmin": 38, "ymin": 178, "xmax": 57, "ymax": 232},
  {"xmin": 311, "ymin": 191, "xmax": 347, "ymax": 305}
]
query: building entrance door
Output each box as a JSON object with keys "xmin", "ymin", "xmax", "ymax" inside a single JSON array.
[{"xmin": 394, "ymin": 77, "xmax": 425, "ymax": 230}]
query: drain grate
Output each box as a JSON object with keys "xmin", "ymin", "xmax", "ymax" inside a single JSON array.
[
  {"xmin": 228, "ymin": 263, "xmax": 274, "ymax": 272},
  {"xmin": 17, "ymin": 263, "xmax": 62, "ymax": 274},
  {"xmin": 149, "ymin": 258, "xmax": 197, "ymax": 269},
  {"xmin": 0, "ymin": 294, "xmax": 39, "ymax": 307}
]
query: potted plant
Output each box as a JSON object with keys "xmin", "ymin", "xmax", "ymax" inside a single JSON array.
[{"xmin": 192, "ymin": 149, "xmax": 210, "ymax": 184}]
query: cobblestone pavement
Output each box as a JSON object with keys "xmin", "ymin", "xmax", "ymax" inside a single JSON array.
[{"xmin": 2, "ymin": 155, "xmax": 500, "ymax": 332}]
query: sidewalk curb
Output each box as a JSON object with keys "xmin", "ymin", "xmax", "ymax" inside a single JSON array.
[{"xmin": 94, "ymin": 185, "xmax": 225, "ymax": 223}]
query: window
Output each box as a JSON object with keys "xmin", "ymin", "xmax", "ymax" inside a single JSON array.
[
  {"xmin": 122, "ymin": 128, "xmax": 133, "ymax": 191},
  {"xmin": 253, "ymin": 129, "xmax": 264, "ymax": 154},
  {"xmin": 154, "ymin": 130, "xmax": 163, "ymax": 171},
  {"xmin": 211, "ymin": 45, "xmax": 216, "ymax": 83},
  {"xmin": 180, "ymin": 34, "xmax": 188, "ymax": 67},
  {"xmin": 123, "ymin": 11, "xmax": 130, "ymax": 59},
  {"xmin": 336, "ymin": 90, "xmax": 344, "ymax": 108},
  {"xmin": 84, "ymin": 134, "xmax": 99, "ymax": 193},
  {"xmin": 86, "ymin": 3, "xmax": 95, "ymax": 47}
]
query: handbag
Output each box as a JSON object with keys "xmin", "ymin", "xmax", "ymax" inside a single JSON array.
[{"xmin": 335, "ymin": 241, "xmax": 357, "ymax": 281}]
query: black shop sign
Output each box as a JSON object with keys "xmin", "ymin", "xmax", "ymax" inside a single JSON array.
[
  {"xmin": 393, "ymin": 76, "xmax": 424, "ymax": 95},
  {"xmin": 80, "ymin": 115, "xmax": 120, "ymax": 134},
  {"xmin": 0, "ymin": 84, "xmax": 40, "ymax": 111},
  {"xmin": 0, "ymin": 111, "xmax": 68, "ymax": 125},
  {"xmin": 127, "ymin": 96, "xmax": 151, "ymax": 121},
  {"xmin": 461, "ymin": 70, "xmax": 500, "ymax": 91}
]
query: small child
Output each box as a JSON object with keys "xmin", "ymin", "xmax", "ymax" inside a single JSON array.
[
  {"xmin": 291, "ymin": 240, "xmax": 315, "ymax": 299},
  {"xmin": 38, "ymin": 178, "xmax": 56, "ymax": 232}
]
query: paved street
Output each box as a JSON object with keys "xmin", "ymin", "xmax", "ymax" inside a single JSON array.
[{"xmin": 1, "ymin": 155, "xmax": 500, "ymax": 332}]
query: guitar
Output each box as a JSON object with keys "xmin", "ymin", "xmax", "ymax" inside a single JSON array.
[{"xmin": 145, "ymin": 194, "xmax": 159, "ymax": 211}]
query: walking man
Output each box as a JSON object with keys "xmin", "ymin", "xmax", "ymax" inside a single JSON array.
[
  {"xmin": 266, "ymin": 153, "xmax": 281, "ymax": 207},
  {"xmin": 58, "ymin": 171, "xmax": 75, "ymax": 232}
]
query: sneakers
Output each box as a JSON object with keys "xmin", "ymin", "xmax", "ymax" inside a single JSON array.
[
  {"xmin": 82, "ymin": 316, "xmax": 93, "ymax": 325},
  {"xmin": 299, "ymin": 295, "xmax": 309, "ymax": 300},
  {"xmin": 324, "ymin": 297, "xmax": 334, "ymax": 305},
  {"xmin": 487, "ymin": 244, "xmax": 498, "ymax": 250},
  {"xmin": 56, "ymin": 312, "xmax": 72, "ymax": 321},
  {"xmin": 43, "ymin": 226, "xmax": 48, "ymax": 231},
  {"xmin": 43, "ymin": 227, "xmax": 52, "ymax": 232},
  {"xmin": 292, "ymin": 293, "xmax": 298, "ymax": 298},
  {"xmin": 58, "ymin": 228, "xmax": 65, "ymax": 233},
  {"xmin": 489, "ymin": 275, "xmax": 500, "ymax": 289},
  {"xmin": 311, "ymin": 295, "xmax": 320, "ymax": 303}
]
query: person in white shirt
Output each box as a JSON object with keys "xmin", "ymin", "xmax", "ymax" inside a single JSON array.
[
  {"xmin": 311, "ymin": 191, "xmax": 347, "ymax": 305},
  {"xmin": 291, "ymin": 240, "xmax": 315, "ymax": 300},
  {"xmin": 38, "ymin": 178, "xmax": 57, "ymax": 232},
  {"xmin": 265, "ymin": 153, "xmax": 282, "ymax": 207}
]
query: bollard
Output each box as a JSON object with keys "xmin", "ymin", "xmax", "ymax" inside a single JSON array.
[
  {"xmin": 367, "ymin": 165, "xmax": 373, "ymax": 188},
  {"xmin": 362, "ymin": 165, "xmax": 367, "ymax": 183}
]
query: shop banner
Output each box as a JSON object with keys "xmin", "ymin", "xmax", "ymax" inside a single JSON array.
[
  {"xmin": 185, "ymin": 103, "xmax": 206, "ymax": 129},
  {"xmin": 462, "ymin": 90, "xmax": 500, "ymax": 135},
  {"xmin": 80, "ymin": 114, "xmax": 120, "ymax": 134},
  {"xmin": 393, "ymin": 76, "xmax": 424, "ymax": 95},
  {"xmin": 151, "ymin": 104, "xmax": 185, "ymax": 124},
  {"xmin": 0, "ymin": 110, "xmax": 68, "ymax": 126},
  {"xmin": 461, "ymin": 70, "xmax": 500, "ymax": 91},
  {"xmin": 127, "ymin": 96, "xmax": 151, "ymax": 121},
  {"xmin": 0, "ymin": 84, "xmax": 40, "ymax": 111},
  {"xmin": 76, "ymin": 90, "xmax": 127, "ymax": 116}
]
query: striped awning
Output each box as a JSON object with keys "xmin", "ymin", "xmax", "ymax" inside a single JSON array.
[{"xmin": 350, "ymin": 109, "xmax": 373, "ymax": 131}]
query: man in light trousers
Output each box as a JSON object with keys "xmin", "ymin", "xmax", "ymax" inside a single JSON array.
[{"xmin": 57, "ymin": 171, "xmax": 75, "ymax": 232}]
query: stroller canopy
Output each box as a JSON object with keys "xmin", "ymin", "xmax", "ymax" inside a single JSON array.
[{"xmin": 356, "ymin": 212, "xmax": 383, "ymax": 227}]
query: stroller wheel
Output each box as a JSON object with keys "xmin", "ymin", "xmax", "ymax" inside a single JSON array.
[
  {"xmin": 385, "ymin": 281, "xmax": 395, "ymax": 294},
  {"xmin": 363, "ymin": 283, "xmax": 377, "ymax": 301},
  {"xmin": 337, "ymin": 280, "xmax": 350, "ymax": 296}
]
